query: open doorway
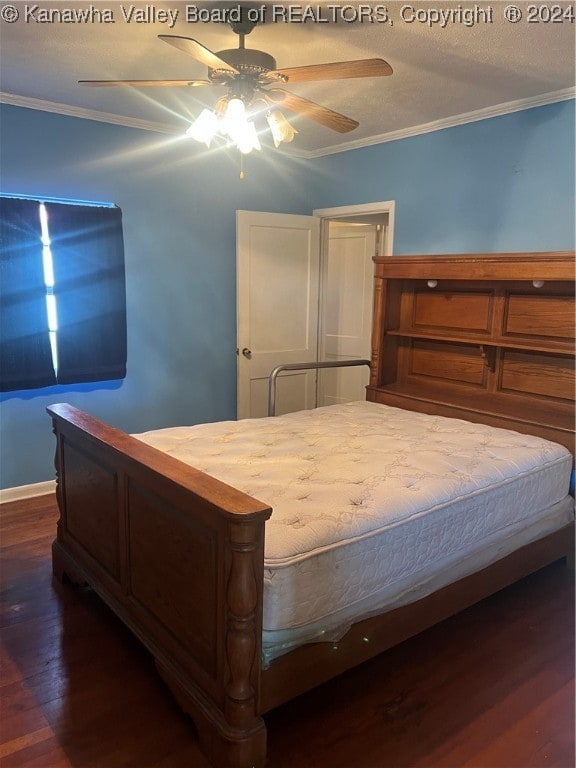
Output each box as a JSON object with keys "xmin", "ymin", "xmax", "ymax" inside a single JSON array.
[
  {"xmin": 236, "ymin": 202, "xmax": 394, "ymax": 418},
  {"xmin": 314, "ymin": 203, "xmax": 394, "ymax": 407}
]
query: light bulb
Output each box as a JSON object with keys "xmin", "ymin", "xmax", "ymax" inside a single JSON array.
[
  {"xmin": 214, "ymin": 97, "xmax": 229, "ymax": 120},
  {"xmin": 186, "ymin": 109, "xmax": 218, "ymax": 146},
  {"xmin": 188, "ymin": 98, "xmax": 262, "ymax": 155},
  {"xmin": 221, "ymin": 98, "xmax": 247, "ymax": 137},
  {"xmin": 236, "ymin": 121, "xmax": 261, "ymax": 154}
]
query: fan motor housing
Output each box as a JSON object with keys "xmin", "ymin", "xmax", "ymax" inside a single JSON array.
[{"xmin": 212, "ymin": 48, "xmax": 277, "ymax": 76}]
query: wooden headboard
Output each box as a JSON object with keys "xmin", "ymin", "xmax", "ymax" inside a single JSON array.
[{"xmin": 367, "ymin": 252, "xmax": 575, "ymax": 454}]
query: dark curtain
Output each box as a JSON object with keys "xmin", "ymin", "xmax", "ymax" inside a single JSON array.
[
  {"xmin": 47, "ymin": 203, "xmax": 127, "ymax": 384},
  {"xmin": 0, "ymin": 198, "xmax": 56, "ymax": 391}
]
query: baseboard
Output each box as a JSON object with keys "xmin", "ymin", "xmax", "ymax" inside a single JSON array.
[{"xmin": 0, "ymin": 480, "xmax": 56, "ymax": 504}]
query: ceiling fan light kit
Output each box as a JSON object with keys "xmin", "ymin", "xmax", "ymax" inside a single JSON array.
[
  {"xmin": 267, "ymin": 109, "xmax": 298, "ymax": 148},
  {"xmin": 79, "ymin": 14, "xmax": 393, "ymax": 167}
]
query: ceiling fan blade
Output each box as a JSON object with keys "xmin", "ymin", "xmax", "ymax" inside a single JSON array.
[
  {"xmin": 269, "ymin": 58, "xmax": 393, "ymax": 83},
  {"xmin": 79, "ymin": 79, "xmax": 213, "ymax": 87},
  {"xmin": 269, "ymin": 90, "xmax": 358, "ymax": 133},
  {"xmin": 158, "ymin": 35, "xmax": 239, "ymax": 74}
]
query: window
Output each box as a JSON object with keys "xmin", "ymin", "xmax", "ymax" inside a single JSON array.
[
  {"xmin": 40, "ymin": 203, "xmax": 59, "ymax": 376},
  {"xmin": 0, "ymin": 196, "xmax": 127, "ymax": 392}
]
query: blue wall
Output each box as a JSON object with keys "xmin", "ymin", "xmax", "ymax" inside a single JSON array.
[
  {"xmin": 305, "ymin": 100, "xmax": 575, "ymax": 253},
  {"xmin": 0, "ymin": 105, "xmax": 316, "ymax": 487},
  {"xmin": 1, "ymin": 99, "xmax": 574, "ymax": 488}
]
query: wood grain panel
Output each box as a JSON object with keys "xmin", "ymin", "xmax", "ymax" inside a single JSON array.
[
  {"xmin": 127, "ymin": 482, "xmax": 219, "ymax": 676},
  {"xmin": 413, "ymin": 291, "xmax": 493, "ymax": 333},
  {"xmin": 505, "ymin": 295, "xmax": 575, "ymax": 339},
  {"xmin": 374, "ymin": 253, "xmax": 574, "ymax": 454},
  {"xmin": 61, "ymin": 440, "xmax": 120, "ymax": 580},
  {"xmin": 500, "ymin": 351, "xmax": 575, "ymax": 401},
  {"xmin": 409, "ymin": 340, "xmax": 486, "ymax": 386}
]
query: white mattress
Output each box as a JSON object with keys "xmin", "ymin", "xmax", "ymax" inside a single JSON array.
[{"xmin": 134, "ymin": 402, "xmax": 574, "ymax": 663}]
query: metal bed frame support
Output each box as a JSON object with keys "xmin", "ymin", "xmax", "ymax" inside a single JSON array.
[{"xmin": 267, "ymin": 359, "xmax": 372, "ymax": 417}]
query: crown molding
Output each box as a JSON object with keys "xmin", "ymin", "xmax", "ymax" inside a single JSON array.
[
  {"xmin": 0, "ymin": 92, "xmax": 181, "ymax": 135},
  {"xmin": 291, "ymin": 87, "xmax": 576, "ymax": 159},
  {"xmin": 1, "ymin": 87, "xmax": 574, "ymax": 157}
]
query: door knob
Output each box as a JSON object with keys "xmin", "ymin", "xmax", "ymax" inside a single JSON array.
[{"xmin": 242, "ymin": 348, "xmax": 252, "ymax": 359}]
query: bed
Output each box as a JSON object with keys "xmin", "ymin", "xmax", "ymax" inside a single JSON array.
[{"xmin": 48, "ymin": 251, "xmax": 574, "ymax": 768}]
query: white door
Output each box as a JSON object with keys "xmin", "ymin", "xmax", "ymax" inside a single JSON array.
[
  {"xmin": 317, "ymin": 223, "xmax": 376, "ymax": 406},
  {"xmin": 236, "ymin": 210, "xmax": 320, "ymax": 419}
]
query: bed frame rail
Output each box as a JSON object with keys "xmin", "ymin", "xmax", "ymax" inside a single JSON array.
[{"xmin": 267, "ymin": 359, "xmax": 371, "ymax": 416}]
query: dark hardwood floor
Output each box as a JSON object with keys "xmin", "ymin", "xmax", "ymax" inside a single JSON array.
[{"xmin": 1, "ymin": 494, "xmax": 574, "ymax": 768}]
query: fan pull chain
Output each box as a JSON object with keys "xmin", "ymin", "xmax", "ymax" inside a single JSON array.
[{"xmin": 240, "ymin": 154, "xmax": 245, "ymax": 180}]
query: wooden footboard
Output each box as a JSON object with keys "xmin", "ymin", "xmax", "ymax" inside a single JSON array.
[{"xmin": 48, "ymin": 403, "xmax": 272, "ymax": 768}]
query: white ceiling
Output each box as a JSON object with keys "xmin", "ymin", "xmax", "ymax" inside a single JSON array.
[{"xmin": 1, "ymin": 1, "xmax": 575, "ymax": 156}]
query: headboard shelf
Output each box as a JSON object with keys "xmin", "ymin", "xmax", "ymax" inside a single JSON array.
[
  {"xmin": 385, "ymin": 330, "xmax": 574, "ymax": 356},
  {"xmin": 369, "ymin": 251, "xmax": 575, "ymax": 455}
]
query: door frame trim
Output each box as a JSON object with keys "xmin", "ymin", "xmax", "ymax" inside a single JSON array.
[{"xmin": 313, "ymin": 200, "xmax": 396, "ymax": 257}]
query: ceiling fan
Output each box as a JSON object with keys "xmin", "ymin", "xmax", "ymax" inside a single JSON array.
[{"xmin": 79, "ymin": 13, "xmax": 393, "ymax": 149}]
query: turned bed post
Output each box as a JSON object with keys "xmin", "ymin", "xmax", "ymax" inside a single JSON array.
[{"xmin": 225, "ymin": 520, "xmax": 262, "ymax": 727}]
